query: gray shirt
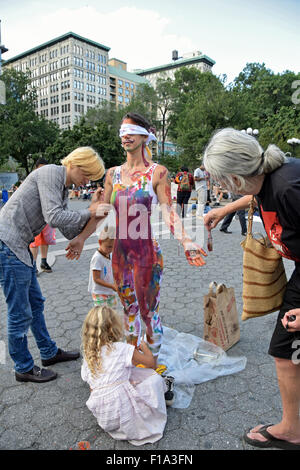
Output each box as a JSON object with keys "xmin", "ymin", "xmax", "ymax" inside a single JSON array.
[{"xmin": 0, "ymin": 164, "xmax": 90, "ymax": 266}]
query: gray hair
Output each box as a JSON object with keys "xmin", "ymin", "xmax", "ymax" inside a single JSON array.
[{"xmin": 203, "ymin": 128, "xmax": 287, "ymax": 192}]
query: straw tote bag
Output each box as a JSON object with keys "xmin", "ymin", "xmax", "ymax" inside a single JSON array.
[{"xmin": 240, "ymin": 197, "xmax": 287, "ymax": 321}]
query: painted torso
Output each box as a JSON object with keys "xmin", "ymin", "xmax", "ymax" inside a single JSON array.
[{"xmin": 111, "ymin": 164, "xmax": 158, "ymax": 266}]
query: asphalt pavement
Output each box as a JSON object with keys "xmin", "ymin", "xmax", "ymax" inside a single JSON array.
[{"xmin": 0, "ymin": 198, "xmax": 295, "ymax": 451}]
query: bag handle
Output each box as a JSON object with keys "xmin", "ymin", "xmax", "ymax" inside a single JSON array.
[
  {"xmin": 209, "ymin": 281, "xmax": 227, "ymax": 295},
  {"xmin": 247, "ymin": 196, "xmax": 255, "ymax": 236},
  {"xmin": 247, "ymin": 197, "xmax": 270, "ymax": 248}
]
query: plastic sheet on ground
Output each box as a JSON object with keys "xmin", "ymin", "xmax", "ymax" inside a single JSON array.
[{"xmin": 158, "ymin": 327, "xmax": 247, "ymax": 409}]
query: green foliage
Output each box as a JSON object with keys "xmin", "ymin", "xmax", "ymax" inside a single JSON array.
[
  {"xmin": 168, "ymin": 69, "xmax": 239, "ymax": 167},
  {"xmin": 84, "ymin": 101, "xmax": 124, "ymax": 133},
  {"xmin": 158, "ymin": 153, "xmax": 183, "ymax": 175},
  {"xmin": 259, "ymin": 106, "xmax": 300, "ymax": 156},
  {"xmin": 0, "ymin": 69, "xmax": 59, "ymax": 174},
  {"xmin": 1, "ymin": 61, "xmax": 299, "ymax": 176},
  {"xmin": 45, "ymin": 118, "xmax": 124, "ymax": 172},
  {"xmin": 232, "ymin": 62, "xmax": 297, "ymax": 111},
  {"xmin": 121, "ymin": 83, "xmax": 159, "ymax": 127}
]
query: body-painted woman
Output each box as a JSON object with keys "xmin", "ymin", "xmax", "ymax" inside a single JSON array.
[{"xmin": 66, "ymin": 113, "xmax": 206, "ymax": 363}]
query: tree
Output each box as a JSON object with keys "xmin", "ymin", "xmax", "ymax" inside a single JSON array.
[
  {"xmin": 155, "ymin": 78, "xmax": 176, "ymax": 157},
  {"xmin": 231, "ymin": 63, "xmax": 300, "ymax": 128},
  {"xmin": 84, "ymin": 100, "xmax": 123, "ymax": 133},
  {"xmin": 168, "ymin": 69, "xmax": 242, "ymax": 167},
  {"xmin": 45, "ymin": 118, "xmax": 124, "ymax": 172},
  {"xmin": 123, "ymin": 83, "xmax": 158, "ymax": 126},
  {"xmin": 0, "ymin": 68, "xmax": 59, "ymax": 174},
  {"xmin": 259, "ymin": 106, "xmax": 300, "ymax": 156}
]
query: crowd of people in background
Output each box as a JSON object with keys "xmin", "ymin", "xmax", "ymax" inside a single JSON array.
[
  {"xmin": 171, "ymin": 164, "xmax": 232, "ymax": 219},
  {"xmin": 69, "ymin": 182, "xmax": 102, "ymax": 200}
]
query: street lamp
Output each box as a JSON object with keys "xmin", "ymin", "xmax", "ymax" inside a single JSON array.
[
  {"xmin": 287, "ymin": 138, "xmax": 300, "ymax": 157},
  {"xmin": 241, "ymin": 128, "xmax": 259, "ymax": 138}
]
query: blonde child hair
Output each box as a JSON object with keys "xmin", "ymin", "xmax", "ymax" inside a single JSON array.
[
  {"xmin": 61, "ymin": 146, "xmax": 105, "ymax": 181},
  {"xmin": 81, "ymin": 306, "xmax": 123, "ymax": 377}
]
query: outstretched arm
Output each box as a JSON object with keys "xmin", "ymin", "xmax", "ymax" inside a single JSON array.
[
  {"xmin": 154, "ymin": 166, "xmax": 207, "ymax": 267},
  {"xmin": 204, "ymin": 195, "xmax": 252, "ymax": 231}
]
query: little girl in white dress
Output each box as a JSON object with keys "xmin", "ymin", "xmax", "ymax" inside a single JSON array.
[{"xmin": 81, "ymin": 306, "xmax": 167, "ymax": 446}]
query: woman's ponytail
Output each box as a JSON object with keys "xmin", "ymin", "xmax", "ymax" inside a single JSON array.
[{"xmin": 263, "ymin": 144, "xmax": 287, "ymax": 174}]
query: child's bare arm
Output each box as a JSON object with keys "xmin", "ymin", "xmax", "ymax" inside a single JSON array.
[
  {"xmin": 132, "ymin": 341, "xmax": 156, "ymax": 369},
  {"xmin": 92, "ymin": 270, "xmax": 117, "ymax": 291}
]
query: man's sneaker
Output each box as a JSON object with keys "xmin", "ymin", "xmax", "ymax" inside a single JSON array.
[
  {"xmin": 15, "ymin": 365, "xmax": 57, "ymax": 383},
  {"xmin": 163, "ymin": 375, "xmax": 175, "ymax": 406},
  {"xmin": 40, "ymin": 260, "xmax": 52, "ymax": 273}
]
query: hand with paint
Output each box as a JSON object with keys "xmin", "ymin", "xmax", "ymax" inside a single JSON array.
[
  {"xmin": 91, "ymin": 186, "xmax": 104, "ymax": 203},
  {"xmin": 183, "ymin": 240, "xmax": 207, "ymax": 266},
  {"xmin": 65, "ymin": 235, "xmax": 84, "ymax": 260}
]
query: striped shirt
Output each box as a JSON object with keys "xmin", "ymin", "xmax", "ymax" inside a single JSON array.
[{"xmin": 0, "ymin": 164, "xmax": 90, "ymax": 266}]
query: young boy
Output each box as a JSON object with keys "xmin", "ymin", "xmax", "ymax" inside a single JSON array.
[{"xmin": 88, "ymin": 226, "xmax": 118, "ymax": 307}]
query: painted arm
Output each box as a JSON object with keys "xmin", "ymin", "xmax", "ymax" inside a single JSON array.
[{"xmin": 154, "ymin": 166, "xmax": 207, "ymax": 267}]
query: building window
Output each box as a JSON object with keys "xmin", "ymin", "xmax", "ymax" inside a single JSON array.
[
  {"xmin": 74, "ymin": 57, "xmax": 83, "ymax": 67},
  {"xmin": 62, "ymin": 103, "xmax": 71, "ymax": 113},
  {"xmin": 61, "ymin": 80, "xmax": 70, "ymax": 90},
  {"xmin": 60, "ymin": 57, "xmax": 69, "ymax": 67}
]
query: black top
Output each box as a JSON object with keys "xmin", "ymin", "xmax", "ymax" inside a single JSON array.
[{"xmin": 255, "ymin": 158, "xmax": 300, "ymax": 262}]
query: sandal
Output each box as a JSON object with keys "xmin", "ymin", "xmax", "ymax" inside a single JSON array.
[{"xmin": 244, "ymin": 424, "xmax": 300, "ymax": 450}]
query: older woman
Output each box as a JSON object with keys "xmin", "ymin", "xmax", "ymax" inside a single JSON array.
[{"xmin": 203, "ymin": 128, "xmax": 300, "ymax": 450}]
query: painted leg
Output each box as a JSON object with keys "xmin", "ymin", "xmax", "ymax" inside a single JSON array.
[{"xmin": 113, "ymin": 259, "xmax": 141, "ymax": 348}]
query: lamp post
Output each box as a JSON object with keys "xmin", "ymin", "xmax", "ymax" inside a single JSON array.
[
  {"xmin": 0, "ymin": 20, "xmax": 8, "ymax": 105},
  {"xmin": 287, "ymin": 138, "xmax": 300, "ymax": 157}
]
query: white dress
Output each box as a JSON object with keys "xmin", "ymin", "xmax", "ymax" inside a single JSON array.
[{"xmin": 81, "ymin": 342, "xmax": 167, "ymax": 446}]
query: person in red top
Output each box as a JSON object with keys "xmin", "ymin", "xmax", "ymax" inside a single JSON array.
[
  {"xmin": 175, "ymin": 166, "xmax": 194, "ymax": 218},
  {"xmin": 204, "ymin": 127, "xmax": 300, "ymax": 450}
]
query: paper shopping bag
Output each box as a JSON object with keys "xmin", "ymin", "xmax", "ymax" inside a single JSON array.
[{"xmin": 203, "ymin": 282, "xmax": 240, "ymax": 351}]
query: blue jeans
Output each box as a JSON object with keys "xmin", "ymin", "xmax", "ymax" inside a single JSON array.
[{"xmin": 0, "ymin": 241, "xmax": 57, "ymax": 373}]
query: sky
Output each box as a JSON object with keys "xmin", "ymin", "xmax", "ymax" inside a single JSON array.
[{"xmin": 0, "ymin": 0, "xmax": 299, "ymax": 84}]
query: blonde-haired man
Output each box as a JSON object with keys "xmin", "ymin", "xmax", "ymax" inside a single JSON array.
[{"xmin": 0, "ymin": 147, "xmax": 107, "ymax": 384}]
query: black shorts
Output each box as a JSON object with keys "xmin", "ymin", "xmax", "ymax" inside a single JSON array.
[{"xmin": 268, "ymin": 262, "xmax": 300, "ymax": 359}]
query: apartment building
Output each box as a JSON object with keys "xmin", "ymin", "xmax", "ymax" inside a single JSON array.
[
  {"xmin": 135, "ymin": 50, "xmax": 215, "ymax": 89},
  {"xmin": 3, "ymin": 32, "xmax": 110, "ymax": 130},
  {"xmin": 108, "ymin": 58, "xmax": 149, "ymax": 108},
  {"xmin": 135, "ymin": 50, "xmax": 215, "ymax": 157}
]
